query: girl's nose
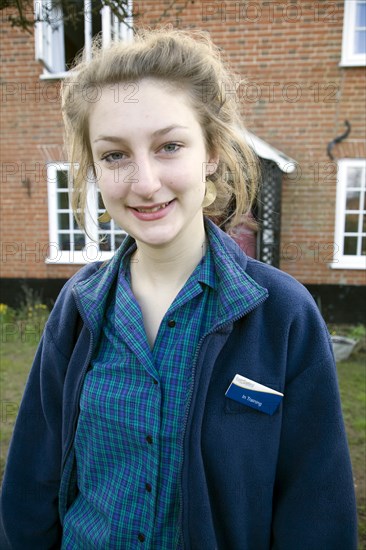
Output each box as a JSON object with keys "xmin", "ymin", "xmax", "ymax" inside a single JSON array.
[{"xmin": 130, "ymin": 155, "xmax": 162, "ymax": 198}]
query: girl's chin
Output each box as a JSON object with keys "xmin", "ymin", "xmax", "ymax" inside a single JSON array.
[{"xmin": 133, "ymin": 228, "xmax": 181, "ymax": 248}]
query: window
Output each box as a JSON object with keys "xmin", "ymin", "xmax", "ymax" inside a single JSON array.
[
  {"xmin": 332, "ymin": 159, "xmax": 366, "ymax": 269},
  {"xmin": 34, "ymin": 0, "xmax": 133, "ymax": 77},
  {"xmin": 341, "ymin": 0, "xmax": 366, "ymax": 66},
  {"xmin": 47, "ymin": 163, "xmax": 126, "ymax": 264}
]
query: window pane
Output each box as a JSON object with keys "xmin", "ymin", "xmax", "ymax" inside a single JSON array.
[
  {"xmin": 363, "ymin": 214, "xmax": 366, "ymax": 233},
  {"xmin": 57, "ymin": 191, "xmax": 70, "ymax": 209},
  {"xmin": 58, "ymin": 213, "xmax": 70, "ymax": 230},
  {"xmin": 74, "ymin": 233, "xmax": 86, "ymax": 251},
  {"xmin": 345, "ymin": 213, "xmax": 359, "ymax": 233},
  {"xmin": 91, "ymin": 0, "xmax": 102, "ymax": 35},
  {"xmin": 57, "ymin": 170, "xmax": 69, "ymax": 189},
  {"xmin": 115, "ymin": 233, "xmax": 126, "ymax": 249},
  {"xmin": 64, "ymin": 0, "xmax": 85, "ymax": 70},
  {"xmin": 99, "ymin": 235, "xmax": 111, "ymax": 251},
  {"xmin": 99, "ymin": 221, "xmax": 111, "ymax": 231},
  {"xmin": 344, "ymin": 236, "xmax": 358, "ymax": 255},
  {"xmin": 346, "ymin": 191, "xmax": 360, "ymax": 210},
  {"xmin": 362, "ymin": 237, "xmax": 366, "ymax": 255},
  {"xmin": 346, "ymin": 167, "xmax": 363, "ymax": 188},
  {"xmin": 60, "ymin": 234, "xmax": 71, "ymax": 251},
  {"xmin": 355, "ymin": 30, "xmax": 366, "ymax": 54},
  {"xmin": 356, "ymin": 2, "xmax": 366, "ymax": 27}
]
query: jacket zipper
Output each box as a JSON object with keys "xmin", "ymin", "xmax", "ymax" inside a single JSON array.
[{"xmin": 178, "ymin": 294, "xmax": 268, "ymax": 549}]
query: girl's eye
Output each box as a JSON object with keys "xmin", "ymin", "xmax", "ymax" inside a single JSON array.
[
  {"xmin": 162, "ymin": 143, "xmax": 181, "ymax": 154},
  {"xmin": 102, "ymin": 152, "xmax": 126, "ymax": 163}
]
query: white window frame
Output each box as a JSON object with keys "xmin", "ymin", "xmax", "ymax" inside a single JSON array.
[
  {"xmin": 34, "ymin": 0, "xmax": 133, "ymax": 79},
  {"xmin": 341, "ymin": 0, "xmax": 366, "ymax": 67},
  {"xmin": 46, "ymin": 162, "xmax": 126, "ymax": 264},
  {"xmin": 331, "ymin": 159, "xmax": 366, "ymax": 270}
]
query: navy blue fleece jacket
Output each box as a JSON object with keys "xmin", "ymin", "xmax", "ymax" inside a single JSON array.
[{"xmin": 0, "ymin": 221, "xmax": 357, "ymax": 549}]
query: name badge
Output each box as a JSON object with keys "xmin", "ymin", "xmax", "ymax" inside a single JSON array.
[{"xmin": 225, "ymin": 374, "xmax": 283, "ymax": 415}]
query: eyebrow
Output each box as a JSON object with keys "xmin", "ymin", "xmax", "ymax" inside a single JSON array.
[{"xmin": 93, "ymin": 125, "xmax": 189, "ymax": 144}]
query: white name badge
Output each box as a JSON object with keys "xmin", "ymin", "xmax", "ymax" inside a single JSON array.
[{"xmin": 226, "ymin": 374, "xmax": 284, "ymax": 415}]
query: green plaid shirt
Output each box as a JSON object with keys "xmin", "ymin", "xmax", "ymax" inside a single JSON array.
[{"xmin": 62, "ymin": 240, "xmax": 219, "ymax": 549}]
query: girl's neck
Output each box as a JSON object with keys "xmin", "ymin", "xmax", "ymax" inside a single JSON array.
[{"xmin": 131, "ymin": 219, "xmax": 206, "ymax": 290}]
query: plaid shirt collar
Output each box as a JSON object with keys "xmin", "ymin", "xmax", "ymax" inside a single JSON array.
[{"xmin": 74, "ymin": 218, "xmax": 268, "ymax": 336}]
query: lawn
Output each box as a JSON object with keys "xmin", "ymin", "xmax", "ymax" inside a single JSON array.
[
  {"xmin": 337, "ymin": 352, "xmax": 366, "ymax": 549},
  {"xmin": 0, "ymin": 317, "xmax": 46, "ymax": 475},
  {"xmin": 0, "ymin": 318, "xmax": 365, "ymax": 547}
]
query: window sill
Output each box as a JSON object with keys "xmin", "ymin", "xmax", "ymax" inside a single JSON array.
[
  {"xmin": 45, "ymin": 250, "xmax": 116, "ymax": 264},
  {"xmin": 339, "ymin": 58, "xmax": 366, "ymax": 68},
  {"xmin": 330, "ymin": 259, "xmax": 366, "ymax": 270},
  {"xmin": 39, "ymin": 71, "xmax": 70, "ymax": 81}
]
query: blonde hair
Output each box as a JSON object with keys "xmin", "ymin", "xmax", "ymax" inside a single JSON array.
[{"xmin": 61, "ymin": 28, "xmax": 259, "ymax": 231}]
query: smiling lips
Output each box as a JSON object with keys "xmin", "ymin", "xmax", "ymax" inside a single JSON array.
[
  {"xmin": 131, "ymin": 200, "xmax": 173, "ymax": 213},
  {"xmin": 129, "ymin": 199, "xmax": 175, "ymax": 221}
]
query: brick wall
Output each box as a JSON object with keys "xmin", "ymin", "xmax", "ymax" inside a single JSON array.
[
  {"xmin": 1, "ymin": 9, "xmax": 74, "ymax": 280},
  {"xmin": 1, "ymin": 1, "xmax": 365, "ymax": 285}
]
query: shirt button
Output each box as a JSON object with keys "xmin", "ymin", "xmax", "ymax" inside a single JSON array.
[
  {"xmin": 145, "ymin": 482, "xmax": 152, "ymax": 493},
  {"xmin": 167, "ymin": 319, "xmax": 176, "ymax": 328},
  {"xmin": 153, "ymin": 378, "xmax": 158, "ymax": 385},
  {"xmin": 146, "ymin": 435, "xmax": 153, "ymax": 444},
  {"xmin": 138, "ymin": 533, "xmax": 146, "ymax": 542}
]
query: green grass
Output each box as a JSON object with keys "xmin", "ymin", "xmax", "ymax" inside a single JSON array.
[
  {"xmin": 0, "ymin": 320, "xmax": 44, "ymax": 474},
  {"xmin": 0, "ymin": 319, "xmax": 365, "ymax": 547},
  {"xmin": 337, "ymin": 352, "xmax": 366, "ymax": 549}
]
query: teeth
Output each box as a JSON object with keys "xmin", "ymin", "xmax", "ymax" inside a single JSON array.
[{"xmin": 136, "ymin": 202, "xmax": 169, "ymax": 213}]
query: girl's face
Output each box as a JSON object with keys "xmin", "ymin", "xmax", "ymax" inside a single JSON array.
[{"xmin": 89, "ymin": 78, "xmax": 218, "ymax": 249}]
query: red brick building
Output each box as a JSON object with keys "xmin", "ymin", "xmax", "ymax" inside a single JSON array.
[{"xmin": 1, "ymin": 1, "xmax": 365, "ymax": 321}]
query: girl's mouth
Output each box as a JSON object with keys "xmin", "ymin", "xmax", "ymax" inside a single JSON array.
[
  {"xmin": 129, "ymin": 199, "xmax": 175, "ymax": 221},
  {"xmin": 132, "ymin": 200, "xmax": 173, "ymax": 213}
]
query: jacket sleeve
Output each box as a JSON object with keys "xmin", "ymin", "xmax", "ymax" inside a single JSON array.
[
  {"xmin": 0, "ymin": 325, "xmax": 68, "ymax": 549},
  {"xmin": 271, "ymin": 295, "xmax": 358, "ymax": 548}
]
